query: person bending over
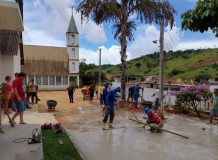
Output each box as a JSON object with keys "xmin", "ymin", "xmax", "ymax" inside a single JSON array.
[{"xmin": 144, "ymin": 108, "xmax": 163, "ymax": 132}]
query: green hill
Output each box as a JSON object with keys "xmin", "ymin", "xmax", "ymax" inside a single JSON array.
[{"xmin": 103, "ymin": 48, "xmax": 218, "ymax": 79}]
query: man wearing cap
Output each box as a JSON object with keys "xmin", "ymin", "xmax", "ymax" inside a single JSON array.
[
  {"xmin": 103, "ymin": 87, "xmax": 121, "ymax": 129},
  {"xmin": 144, "ymin": 108, "xmax": 163, "ymax": 132}
]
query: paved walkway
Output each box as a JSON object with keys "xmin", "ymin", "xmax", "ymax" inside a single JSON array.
[{"xmin": 0, "ymin": 104, "xmax": 57, "ymax": 160}]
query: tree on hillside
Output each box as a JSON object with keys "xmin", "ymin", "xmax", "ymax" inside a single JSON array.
[
  {"xmin": 135, "ymin": 62, "xmax": 141, "ymax": 69},
  {"xmin": 194, "ymin": 73, "xmax": 211, "ymax": 84},
  {"xmin": 181, "ymin": 0, "xmax": 218, "ymax": 37},
  {"xmin": 76, "ymin": 0, "xmax": 176, "ymax": 100},
  {"xmin": 79, "ymin": 62, "xmax": 106, "ymax": 86}
]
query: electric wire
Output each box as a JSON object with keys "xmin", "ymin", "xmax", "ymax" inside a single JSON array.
[
  {"xmin": 167, "ymin": 30, "xmax": 178, "ymax": 51},
  {"xmin": 48, "ymin": 0, "xmax": 70, "ymax": 25}
]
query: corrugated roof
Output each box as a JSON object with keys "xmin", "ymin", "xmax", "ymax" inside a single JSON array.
[
  {"xmin": 67, "ymin": 14, "xmax": 78, "ymax": 33},
  {"xmin": 21, "ymin": 45, "xmax": 69, "ymax": 76},
  {"xmin": 0, "ymin": 29, "xmax": 19, "ymax": 55}
]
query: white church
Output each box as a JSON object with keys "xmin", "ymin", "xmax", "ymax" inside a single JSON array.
[{"xmin": 21, "ymin": 14, "xmax": 80, "ymax": 90}]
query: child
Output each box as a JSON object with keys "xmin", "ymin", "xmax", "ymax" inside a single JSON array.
[{"xmin": 144, "ymin": 108, "xmax": 163, "ymax": 132}]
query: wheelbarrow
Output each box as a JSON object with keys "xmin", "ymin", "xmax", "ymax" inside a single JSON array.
[
  {"xmin": 81, "ymin": 86, "xmax": 90, "ymax": 101},
  {"xmin": 47, "ymin": 100, "xmax": 57, "ymax": 111},
  {"xmin": 140, "ymin": 97, "xmax": 153, "ymax": 109}
]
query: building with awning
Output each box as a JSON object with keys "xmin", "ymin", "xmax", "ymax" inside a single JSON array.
[{"xmin": 0, "ymin": 0, "xmax": 24, "ymax": 82}]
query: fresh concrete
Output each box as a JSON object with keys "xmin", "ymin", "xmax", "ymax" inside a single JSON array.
[{"xmin": 67, "ymin": 112, "xmax": 218, "ymax": 160}]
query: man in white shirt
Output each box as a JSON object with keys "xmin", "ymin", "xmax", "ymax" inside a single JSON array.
[{"xmin": 151, "ymin": 89, "xmax": 160, "ymax": 113}]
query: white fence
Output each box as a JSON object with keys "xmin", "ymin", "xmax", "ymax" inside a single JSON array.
[{"xmin": 112, "ymin": 81, "xmax": 217, "ymax": 109}]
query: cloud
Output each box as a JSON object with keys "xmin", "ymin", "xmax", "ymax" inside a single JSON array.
[
  {"xmin": 127, "ymin": 24, "xmax": 182, "ymax": 59},
  {"xmin": 23, "ymin": 0, "xmax": 106, "ymax": 46},
  {"xmin": 79, "ymin": 22, "xmax": 218, "ymax": 65},
  {"xmin": 177, "ymin": 39, "xmax": 218, "ymax": 50},
  {"xmin": 77, "ymin": 17, "xmax": 107, "ymax": 43},
  {"xmin": 79, "ymin": 24, "xmax": 182, "ymax": 65},
  {"xmin": 80, "ymin": 45, "xmax": 121, "ymax": 65},
  {"xmin": 23, "ymin": 26, "xmax": 65, "ymax": 46}
]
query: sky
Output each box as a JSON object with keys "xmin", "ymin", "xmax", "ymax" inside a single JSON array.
[{"xmin": 22, "ymin": 0, "xmax": 218, "ymax": 65}]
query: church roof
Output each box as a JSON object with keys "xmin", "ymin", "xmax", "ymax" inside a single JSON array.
[
  {"xmin": 21, "ymin": 45, "xmax": 69, "ymax": 76},
  {"xmin": 67, "ymin": 14, "xmax": 78, "ymax": 33}
]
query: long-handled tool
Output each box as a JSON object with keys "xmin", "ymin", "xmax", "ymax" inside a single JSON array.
[
  {"xmin": 130, "ymin": 109, "xmax": 140, "ymax": 121},
  {"xmin": 129, "ymin": 118, "xmax": 189, "ymax": 139},
  {"xmin": 0, "ymin": 97, "xmax": 14, "ymax": 127}
]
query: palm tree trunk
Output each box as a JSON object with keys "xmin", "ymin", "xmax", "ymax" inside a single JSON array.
[{"xmin": 120, "ymin": 2, "xmax": 127, "ymax": 101}]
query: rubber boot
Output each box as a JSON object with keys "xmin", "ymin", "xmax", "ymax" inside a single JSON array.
[{"xmin": 109, "ymin": 123, "xmax": 114, "ymax": 129}]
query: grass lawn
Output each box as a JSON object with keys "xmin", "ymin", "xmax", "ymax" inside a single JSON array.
[{"xmin": 42, "ymin": 130, "xmax": 82, "ymax": 160}]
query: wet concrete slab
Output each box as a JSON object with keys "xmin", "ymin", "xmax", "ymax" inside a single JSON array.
[{"xmin": 67, "ymin": 112, "xmax": 218, "ymax": 160}]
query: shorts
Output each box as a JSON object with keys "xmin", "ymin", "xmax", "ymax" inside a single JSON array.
[
  {"xmin": 14, "ymin": 100, "xmax": 26, "ymax": 112},
  {"xmin": 211, "ymin": 108, "xmax": 218, "ymax": 117}
]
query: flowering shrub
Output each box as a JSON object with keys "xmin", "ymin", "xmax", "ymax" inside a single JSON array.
[
  {"xmin": 41, "ymin": 123, "xmax": 64, "ymax": 134},
  {"xmin": 41, "ymin": 123, "xmax": 62, "ymax": 130},
  {"xmin": 41, "ymin": 123, "xmax": 53, "ymax": 130},
  {"xmin": 176, "ymin": 84, "xmax": 213, "ymax": 118}
]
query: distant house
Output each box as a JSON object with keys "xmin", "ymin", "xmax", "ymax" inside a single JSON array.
[
  {"xmin": 0, "ymin": 0, "xmax": 24, "ymax": 83},
  {"xmin": 21, "ymin": 14, "xmax": 80, "ymax": 90},
  {"xmin": 106, "ymin": 73, "xmax": 142, "ymax": 83}
]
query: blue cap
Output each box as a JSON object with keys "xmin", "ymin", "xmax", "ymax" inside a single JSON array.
[{"xmin": 144, "ymin": 108, "xmax": 151, "ymax": 114}]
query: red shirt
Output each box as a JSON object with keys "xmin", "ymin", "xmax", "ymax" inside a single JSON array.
[
  {"xmin": 12, "ymin": 78, "xmax": 25, "ymax": 100},
  {"xmin": 148, "ymin": 112, "xmax": 162, "ymax": 124}
]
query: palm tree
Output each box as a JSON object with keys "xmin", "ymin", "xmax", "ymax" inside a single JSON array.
[{"xmin": 76, "ymin": 0, "xmax": 176, "ymax": 100}]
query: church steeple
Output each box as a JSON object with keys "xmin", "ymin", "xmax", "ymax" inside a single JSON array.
[
  {"xmin": 67, "ymin": 14, "xmax": 78, "ymax": 33},
  {"xmin": 66, "ymin": 13, "xmax": 80, "ymax": 87}
]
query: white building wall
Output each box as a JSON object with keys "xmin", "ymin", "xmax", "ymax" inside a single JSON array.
[
  {"xmin": 67, "ymin": 47, "xmax": 79, "ymax": 60},
  {"xmin": 0, "ymin": 54, "xmax": 20, "ymax": 83},
  {"xmin": 66, "ymin": 33, "xmax": 79, "ymax": 47},
  {"xmin": 13, "ymin": 53, "xmax": 21, "ymax": 73},
  {"xmin": 67, "ymin": 32, "xmax": 79, "ymax": 75},
  {"xmin": 69, "ymin": 61, "xmax": 79, "ymax": 73}
]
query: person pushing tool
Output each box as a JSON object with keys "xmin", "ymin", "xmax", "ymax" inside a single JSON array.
[{"xmin": 144, "ymin": 108, "xmax": 163, "ymax": 132}]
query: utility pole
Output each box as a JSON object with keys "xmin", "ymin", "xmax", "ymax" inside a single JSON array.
[
  {"xmin": 98, "ymin": 48, "xmax": 102, "ymax": 97},
  {"xmin": 159, "ymin": 15, "xmax": 164, "ymax": 116}
]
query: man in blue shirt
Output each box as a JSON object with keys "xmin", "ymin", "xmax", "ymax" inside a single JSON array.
[
  {"xmin": 133, "ymin": 84, "xmax": 143, "ymax": 109},
  {"xmin": 103, "ymin": 87, "xmax": 121, "ymax": 129},
  {"xmin": 127, "ymin": 85, "xmax": 135, "ymax": 103}
]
